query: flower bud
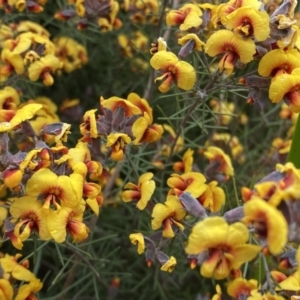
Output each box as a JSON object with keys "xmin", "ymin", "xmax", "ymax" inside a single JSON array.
[{"xmin": 179, "ymin": 192, "xmax": 207, "ymax": 218}]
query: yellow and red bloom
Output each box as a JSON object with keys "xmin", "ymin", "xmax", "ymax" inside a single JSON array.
[
  {"xmin": 243, "ymin": 197, "xmax": 288, "ymax": 254},
  {"xmin": 133, "ymin": 120, "xmax": 164, "ymax": 144},
  {"xmin": 167, "ymin": 172, "xmax": 207, "ymax": 198},
  {"xmin": 211, "ymin": 0, "xmax": 261, "ymax": 26},
  {"xmin": 274, "ymin": 162, "xmax": 300, "ymax": 200},
  {"xmin": 129, "ymin": 233, "xmax": 145, "ymax": 254},
  {"xmin": 10, "ymin": 196, "xmax": 52, "ymax": 247},
  {"xmin": 150, "ymin": 50, "xmax": 196, "ymax": 93},
  {"xmin": 47, "ymin": 205, "xmax": 88, "ymax": 243},
  {"xmin": 25, "ymin": 168, "xmax": 83, "ymax": 210},
  {"xmin": 2, "ymin": 168, "xmax": 23, "ymax": 189},
  {"xmin": 0, "ymin": 279, "xmax": 13, "ymax": 300},
  {"xmin": 1, "ymin": 48, "xmax": 24, "ymax": 77},
  {"xmin": 16, "ymin": 20, "xmax": 50, "ymax": 37},
  {"xmin": 223, "ymin": 7, "xmax": 270, "ymax": 41},
  {"xmin": 198, "ymin": 181, "xmax": 226, "ymax": 212},
  {"xmin": 269, "ymin": 68, "xmax": 300, "ymax": 113},
  {"xmin": 0, "ymin": 86, "xmax": 20, "ymax": 110},
  {"xmin": 127, "ymin": 92, "xmax": 163, "ymax": 144},
  {"xmin": 106, "ymin": 132, "xmax": 131, "ymax": 161},
  {"xmin": 28, "ymin": 54, "xmax": 62, "ymax": 86},
  {"xmin": 54, "ymin": 36, "xmax": 88, "ymax": 73},
  {"xmin": 203, "ymin": 146, "xmax": 234, "ymax": 177},
  {"xmin": 258, "ymin": 49, "xmax": 300, "ymax": 78},
  {"xmin": 0, "ymin": 253, "xmax": 35, "ymax": 282},
  {"xmin": 80, "ymin": 109, "xmax": 98, "ymax": 138},
  {"xmin": 7, "ymin": 103, "xmax": 43, "ymax": 130},
  {"xmin": 122, "ymin": 172, "xmax": 155, "ymax": 210},
  {"xmin": 205, "ymin": 30, "xmax": 256, "ymax": 75},
  {"xmin": 100, "ymin": 96, "xmax": 141, "ymax": 116},
  {"xmin": 227, "ymin": 277, "xmax": 258, "ymax": 299},
  {"xmin": 186, "ymin": 217, "xmax": 261, "ymax": 280},
  {"xmin": 273, "ymin": 271, "xmax": 300, "ymax": 291},
  {"xmin": 166, "ymin": 3, "xmax": 202, "ymax": 31},
  {"xmin": 127, "ymin": 92, "xmax": 153, "ymax": 124},
  {"xmin": 173, "ymin": 148, "xmax": 194, "ymax": 173},
  {"xmin": 151, "ymin": 195, "xmax": 186, "ymax": 238},
  {"xmin": 150, "ymin": 37, "xmax": 167, "ymax": 55},
  {"xmin": 178, "ymin": 33, "xmax": 205, "ymax": 52},
  {"xmin": 15, "ymin": 278, "xmax": 43, "ymax": 300}
]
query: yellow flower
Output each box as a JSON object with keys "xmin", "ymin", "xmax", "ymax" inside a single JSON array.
[
  {"xmin": 2, "ymin": 169, "xmax": 22, "ymax": 189},
  {"xmin": 167, "ymin": 172, "xmax": 206, "ymax": 198},
  {"xmin": 10, "ymin": 196, "xmax": 52, "ymax": 246},
  {"xmin": 0, "ymin": 253, "xmax": 35, "ymax": 282},
  {"xmin": 160, "ymin": 256, "xmax": 176, "ymax": 272},
  {"xmin": 173, "ymin": 148, "xmax": 194, "ymax": 173},
  {"xmin": 47, "ymin": 205, "xmax": 88, "ymax": 243},
  {"xmin": 210, "ymin": 99, "xmax": 235, "ymax": 126},
  {"xmin": 80, "ymin": 109, "xmax": 98, "ymax": 138},
  {"xmin": 106, "ymin": 132, "xmax": 131, "ymax": 161},
  {"xmin": 127, "ymin": 92, "xmax": 152, "ymax": 124},
  {"xmin": 1, "ymin": 48, "xmax": 24, "ymax": 76},
  {"xmin": 223, "ymin": 7, "xmax": 270, "ymax": 41},
  {"xmin": 0, "ymin": 279, "xmax": 13, "ymax": 300},
  {"xmin": 127, "ymin": 92, "xmax": 163, "ymax": 144},
  {"xmin": 54, "ymin": 36, "xmax": 88, "ymax": 73},
  {"xmin": 274, "ymin": 271, "xmax": 300, "ymax": 291},
  {"xmin": 16, "ymin": 20, "xmax": 50, "ymax": 37},
  {"xmin": 151, "ymin": 195, "xmax": 186, "ymax": 238},
  {"xmin": 206, "ymin": 132, "xmax": 245, "ymax": 163},
  {"xmin": 178, "ymin": 33, "xmax": 205, "ymax": 51},
  {"xmin": 198, "ymin": 181, "xmax": 226, "ymax": 212},
  {"xmin": 211, "ymin": 0, "xmax": 261, "ymax": 27},
  {"xmin": 150, "ymin": 37, "xmax": 167, "ymax": 55},
  {"xmin": 258, "ymin": 49, "xmax": 300, "ymax": 78},
  {"xmin": 118, "ymin": 34, "xmax": 132, "ymax": 57},
  {"xmin": 203, "ymin": 146, "xmax": 234, "ymax": 177},
  {"xmin": 0, "ymin": 86, "xmax": 20, "ymax": 110},
  {"xmin": 101, "ymin": 96, "xmax": 141, "ymax": 116},
  {"xmin": 186, "ymin": 217, "xmax": 261, "ymax": 280},
  {"xmin": 269, "ymin": 68, "xmax": 300, "ymax": 113},
  {"xmin": 150, "ymin": 50, "xmax": 196, "ymax": 93},
  {"xmin": 205, "ymin": 30, "xmax": 256, "ymax": 75},
  {"xmin": 0, "ymin": 103, "xmax": 43, "ymax": 133},
  {"xmin": 129, "ymin": 233, "xmax": 145, "ymax": 254},
  {"xmin": 243, "ymin": 197, "xmax": 288, "ymax": 254},
  {"xmin": 227, "ymin": 277, "xmax": 258, "ymax": 299},
  {"xmin": 122, "ymin": 172, "xmax": 155, "ymax": 210},
  {"xmin": 15, "ymin": 278, "xmax": 43, "ymax": 300},
  {"xmin": 25, "ymin": 168, "xmax": 83, "ymax": 210},
  {"xmin": 28, "ymin": 54, "xmax": 62, "ymax": 86},
  {"xmin": 166, "ymin": 3, "xmax": 202, "ymax": 31}
]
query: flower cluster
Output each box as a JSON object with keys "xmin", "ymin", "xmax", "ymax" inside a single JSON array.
[
  {"xmin": 0, "ymin": 89, "xmax": 163, "ymax": 251},
  {"xmin": 2, "ymin": 0, "xmax": 300, "ymax": 298},
  {"xmin": 0, "ymin": 21, "xmax": 87, "ymax": 86},
  {"xmin": 0, "ymin": 253, "xmax": 43, "ymax": 299}
]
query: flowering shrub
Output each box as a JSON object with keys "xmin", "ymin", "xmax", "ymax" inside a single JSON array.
[{"xmin": 1, "ymin": 0, "xmax": 300, "ymax": 299}]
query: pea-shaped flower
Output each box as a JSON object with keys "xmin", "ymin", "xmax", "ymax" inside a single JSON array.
[{"xmin": 150, "ymin": 51, "xmax": 196, "ymax": 93}]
